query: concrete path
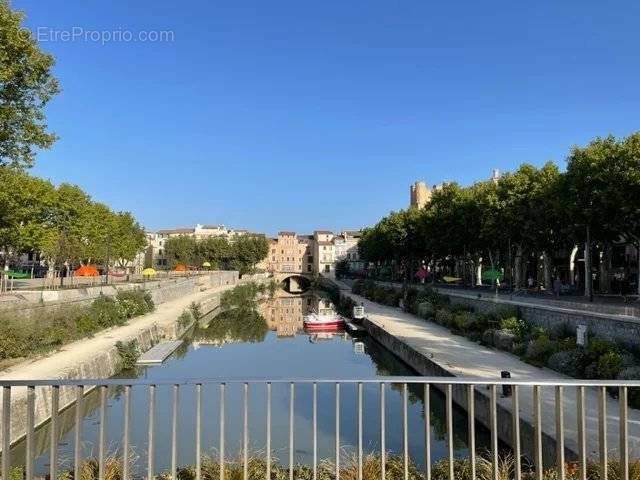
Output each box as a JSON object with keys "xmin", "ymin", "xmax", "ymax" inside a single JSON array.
[{"xmin": 337, "ymin": 281, "xmax": 640, "ymax": 463}]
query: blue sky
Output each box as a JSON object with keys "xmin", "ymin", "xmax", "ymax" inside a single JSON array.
[{"xmin": 14, "ymin": 0, "xmax": 640, "ymax": 235}]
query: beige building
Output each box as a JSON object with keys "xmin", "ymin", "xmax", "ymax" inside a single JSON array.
[
  {"xmin": 265, "ymin": 229, "xmax": 362, "ymax": 277},
  {"xmin": 313, "ymin": 230, "xmax": 335, "ymax": 275},
  {"xmin": 267, "ymin": 232, "xmax": 307, "ymax": 274},
  {"xmin": 409, "ymin": 180, "xmax": 449, "ymax": 208}
]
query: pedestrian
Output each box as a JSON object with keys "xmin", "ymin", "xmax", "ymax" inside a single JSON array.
[{"xmin": 553, "ymin": 276, "xmax": 562, "ymax": 297}]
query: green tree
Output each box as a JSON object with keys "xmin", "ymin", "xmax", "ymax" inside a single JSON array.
[
  {"xmin": 0, "ymin": 0, "xmax": 60, "ymax": 168},
  {"xmin": 197, "ymin": 236, "xmax": 231, "ymax": 269},
  {"xmin": 229, "ymin": 234, "xmax": 269, "ymax": 275},
  {"xmin": 564, "ymin": 135, "xmax": 624, "ymax": 298},
  {"xmin": 164, "ymin": 235, "xmax": 197, "ymax": 268}
]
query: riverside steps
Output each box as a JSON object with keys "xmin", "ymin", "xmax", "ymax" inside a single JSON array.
[{"xmin": 335, "ymin": 281, "xmax": 640, "ymax": 466}]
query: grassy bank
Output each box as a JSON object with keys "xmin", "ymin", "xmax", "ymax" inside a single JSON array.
[
  {"xmin": 9, "ymin": 453, "xmax": 639, "ymax": 480},
  {"xmin": 351, "ymin": 279, "xmax": 640, "ymax": 407},
  {"xmin": 0, "ymin": 289, "xmax": 154, "ymax": 368}
]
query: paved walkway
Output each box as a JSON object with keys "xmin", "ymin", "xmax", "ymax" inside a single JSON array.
[{"xmin": 336, "ymin": 281, "xmax": 640, "ymax": 463}]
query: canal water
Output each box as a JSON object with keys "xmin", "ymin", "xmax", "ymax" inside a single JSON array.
[{"xmin": 14, "ymin": 290, "xmax": 490, "ymax": 476}]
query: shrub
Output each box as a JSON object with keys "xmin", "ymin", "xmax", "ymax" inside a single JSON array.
[
  {"xmin": 474, "ymin": 313, "xmax": 495, "ymax": 332},
  {"xmin": 189, "ymin": 302, "xmax": 202, "ymax": 320},
  {"xmin": 524, "ymin": 335, "xmax": 558, "ymax": 366},
  {"xmin": 597, "ymin": 351, "xmax": 624, "ymax": 379},
  {"xmin": 435, "ymin": 309, "xmax": 452, "ymax": 327},
  {"xmin": 75, "ymin": 313, "xmax": 98, "ymax": 336},
  {"xmin": 584, "ymin": 336, "xmax": 619, "ymax": 363},
  {"xmin": 547, "ymin": 350, "xmax": 582, "ymax": 378},
  {"xmin": 451, "ymin": 311, "xmax": 477, "ymax": 333},
  {"xmin": 115, "ymin": 339, "xmax": 140, "ymax": 370},
  {"xmin": 177, "ymin": 310, "xmax": 193, "ymax": 328},
  {"xmin": 89, "ymin": 296, "xmax": 122, "ymax": 328},
  {"xmin": 0, "ymin": 324, "xmax": 34, "ymax": 359},
  {"xmin": 116, "ymin": 289, "xmax": 154, "ymax": 319},
  {"xmin": 500, "ymin": 316, "xmax": 529, "ymax": 339}
]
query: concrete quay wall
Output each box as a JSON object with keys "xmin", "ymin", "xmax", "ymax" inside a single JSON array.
[
  {"xmin": 0, "ymin": 271, "xmax": 242, "ymax": 449},
  {"xmin": 361, "ymin": 317, "xmax": 571, "ymax": 465}
]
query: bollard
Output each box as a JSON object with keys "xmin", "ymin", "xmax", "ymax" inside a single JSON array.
[{"xmin": 501, "ymin": 371, "xmax": 512, "ymax": 397}]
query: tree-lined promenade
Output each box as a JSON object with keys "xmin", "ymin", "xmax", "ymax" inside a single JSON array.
[{"xmin": 358, "ymin": 132, "xmax": 640, "ymax": 298}]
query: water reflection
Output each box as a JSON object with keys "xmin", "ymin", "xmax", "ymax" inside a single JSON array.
[{"xmin": 11, "ymin": 290, "xmax": 490, "ymax": 476}]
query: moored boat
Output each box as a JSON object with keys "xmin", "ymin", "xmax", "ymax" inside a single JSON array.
[{"xmin": 303, "ymin": 312, "xmax": 345, "ymax": 331}]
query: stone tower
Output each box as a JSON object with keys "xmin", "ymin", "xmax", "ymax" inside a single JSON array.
[{"xmin": 409, "ymin": 181, "xmax": 430, "ymax": 208}]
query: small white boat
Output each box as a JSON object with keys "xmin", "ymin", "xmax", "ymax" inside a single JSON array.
[{"xmin": 303, "ymin": 312, "xmax": 345, "ymax": 331}]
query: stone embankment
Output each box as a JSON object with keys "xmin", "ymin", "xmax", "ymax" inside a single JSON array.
[
  {"xmin": 334, "ymin": 280, "xmax": 640, "ymax": 467},
  {"xmin": 0, "ymin": 271, "xmax": 250, "ymax": 448},
  {"xmin": 433, "ymin": 287, "xmax": 640, "ymax": 349}
]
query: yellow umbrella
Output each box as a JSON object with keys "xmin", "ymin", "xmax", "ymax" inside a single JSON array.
[
  {"xmin": 142, "ymin": 268, "xmax": 157, "ymax": 276},
  {"xmin": 202, "ymin": 261, "xmax": 211, "ymax": 268}
]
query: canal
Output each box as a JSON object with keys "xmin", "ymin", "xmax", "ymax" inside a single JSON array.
[{"xmin": 13, "ymin": 290, "xmax": 490, "ymax": 476}]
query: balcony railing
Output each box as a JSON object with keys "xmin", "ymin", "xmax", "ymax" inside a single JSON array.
[{"xmin": 1, "ymin": 377, "xmax": 640, "ymax": 480}]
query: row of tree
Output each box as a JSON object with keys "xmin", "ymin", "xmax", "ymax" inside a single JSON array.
[
  {"xmin": 164, "ymin": 234, "xmax": 269, "ymax": 275},
  {"xmin": 0, "ymin": 168, "xmax": 147, "ymax": 272},
  {"xmin": 358, "ymin": 132, "xmax": 640, "ymax": 297}
]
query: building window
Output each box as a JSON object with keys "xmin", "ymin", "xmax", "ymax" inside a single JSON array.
[
  {"xmin": 308, "ymin": 256, "xmax": 313, "ymax": 263},
  {"xmin": 158, "ymin": 249, "xmax": 163, "ymax": 256},
  {"xmin": 324, "ymin": 265, "xmax": 330, "ymax": 273},
  {"xmin": 307, "ymin": 265, "xmax": 312, "ymax": 272}
]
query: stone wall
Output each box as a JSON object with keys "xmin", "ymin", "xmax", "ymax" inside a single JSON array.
[
  {"xmin": 4, "ymin": 325, "xmax": 161, "ymax": 449},
  {"xmin": 439, "ymin": 290, "xmax": 640, "ymax": 349}
]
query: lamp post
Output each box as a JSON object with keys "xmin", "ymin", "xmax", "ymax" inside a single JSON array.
[
  {"xmin": 585, "ymin": 224, "xmax": 593, "ymax": 302},
  {"xmin": 105, "ymin": 234, "xmax": 112, "ymax": 285}
]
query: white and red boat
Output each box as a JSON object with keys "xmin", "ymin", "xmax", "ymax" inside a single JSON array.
[{"xmin": 303, "ymin": 312, "xmax": 345, "ymax": 332}]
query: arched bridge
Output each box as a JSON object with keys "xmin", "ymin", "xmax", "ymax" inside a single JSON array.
[{"xmin": 273, "ymin": 272, "xmax": 313, "ymax": 293}]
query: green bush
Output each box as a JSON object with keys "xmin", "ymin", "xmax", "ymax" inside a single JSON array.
[
  {"xmin": 115, "ymin": 339, "xmax": 140, "ymax": 370},
  {"xmin": 524, "ymin": 335, "xmax": 558, "ymax": 366},
  {"xmin": 597, "ymin": 351, "xmax": 624, "ymax": 379},
  {"xmin": 177, "ymin": 310, "xmax": 193, "ymax": 328},
  {"xmin": 0, "ymin": 290, "xmax": 155, "ymax": 361},
  {"xmin": 435, "ymin": 309, "xmax": 452, "ymax": 327},
  {"xmin": 116, "ymin": 289, "xmax": 154, "ymax": 319},
  {"xmin": 89, "ymin": 296, "xmax": 122, "ymax": 328},
  {"xmin": 451, "ymin": 311, "xmax": 477, "ymax": 332},
  {"xmin": 0, "ymin": 324, "xmax": 34, "ymax": 359},
  {"xmin": 547, "ymin": 350, "xmax": 582, "ymax": 377},
  {"xmin": 584, "ymin": 336, "xmax": 619, "ymax": 361},
  {"xmin": 499, "ymin": 316, "xmax": 529, "ymax": 338},
  {"xmin": 189, "ymin": 302, "xmax": 202, "ymax": 320}
]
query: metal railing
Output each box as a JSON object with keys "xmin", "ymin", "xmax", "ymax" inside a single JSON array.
[{"xmin": 1, "ymin": 377, "xmax": 639, "ymax": 480}]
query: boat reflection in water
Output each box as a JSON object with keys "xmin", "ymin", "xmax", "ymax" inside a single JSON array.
[{"xmin": 259, "ymin": 291, "xmax": 345, "ymax": 336}]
